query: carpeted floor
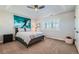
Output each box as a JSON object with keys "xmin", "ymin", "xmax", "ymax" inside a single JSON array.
[{"xmin": 0, "ymin": 37, "xmax": 78, "ymax": 54}]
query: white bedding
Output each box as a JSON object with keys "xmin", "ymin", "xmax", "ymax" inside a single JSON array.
[{"xmin": 16, "ymin": 32, "xmax": 44, "ymax": 44}]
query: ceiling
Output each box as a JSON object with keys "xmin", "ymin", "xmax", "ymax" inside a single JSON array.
[{"xmin": 0, "ymin": 5, "xmax": 75, "ymax": 19}]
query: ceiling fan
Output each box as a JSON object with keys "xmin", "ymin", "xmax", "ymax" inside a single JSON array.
[{"xmin": 27, "ymin": 5, "xmax": 45, "ymax": 11}]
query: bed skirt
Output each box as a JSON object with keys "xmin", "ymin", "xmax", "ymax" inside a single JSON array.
[{"xmin": 15, "ymin": 35, "xmax": 44, "ymax": 48}]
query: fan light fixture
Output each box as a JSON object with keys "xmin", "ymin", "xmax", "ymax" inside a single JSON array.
[
  {"xmin": 35, "ymin": 7, "xmax": 38, "ymax": 11},
  {"xmin": 27, "ymin": 5, "xmax": 45, "ymax": 11}
]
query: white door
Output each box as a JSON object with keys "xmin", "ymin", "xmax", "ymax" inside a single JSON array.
[
  {"xmin": 75, "ymin": 6, "xmax": 79, "ymax": 52},
  {"xmin": 75, "ymin": 18, "xmax": 79, "ymax": 42}
]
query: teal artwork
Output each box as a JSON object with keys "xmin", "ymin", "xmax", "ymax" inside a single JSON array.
[{"xmin": 14, "ymin": 15, "xmax": 31, "ymax": 29}]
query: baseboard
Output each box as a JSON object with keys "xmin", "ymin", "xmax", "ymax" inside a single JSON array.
[
  {"xmin": 45, "ymin": 36, "xmax": 64, "ymax": 42},
  {"xmin": 0, "ymin": 41, "xmax": 3, "ymax": 43}
]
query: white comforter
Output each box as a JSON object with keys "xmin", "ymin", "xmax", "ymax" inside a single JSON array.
[{"xmin": 16, "ymin": 32, "xmax": 44, "ymax": 44}]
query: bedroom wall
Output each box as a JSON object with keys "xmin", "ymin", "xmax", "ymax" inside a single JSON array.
[
  {"xmin": 0, "ymin": 9, "xmax": 35, "ymax": 42},
  {"xmin": 36, "ymin": 11, "xmax": 75, "ymax": 40},
  {"xmin": 0, "ymin": 9, "xmax": 75, "ymax": 42},
  {"xmin": 0, "ymin": 10, "xmax": 15, "ymax": 42}
]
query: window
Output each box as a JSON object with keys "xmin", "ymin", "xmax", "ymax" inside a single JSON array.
[{"xmin": 41, "ymin": 18, "xmax": 60, "ymax": 30}]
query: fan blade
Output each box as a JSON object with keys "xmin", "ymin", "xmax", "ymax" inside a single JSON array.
[
  {"xmin": 39, "ymin": 6, "xmax": 45, "ymax": 9},
  {"xmin": 34, "ymin": 5, "xmax": 38, "ymax": 8},
  {"xmin": 27, "ymin": 6, "xmax": 34, "ymax": 9}
]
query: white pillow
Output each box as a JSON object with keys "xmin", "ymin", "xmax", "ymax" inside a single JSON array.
[
  {"xmin": 25, "ymin": 28, "xmax": 31, "ymax": 32},
  {"xmin": 18, "ymin": 28, "xmax": 25, "ymax": 32}
]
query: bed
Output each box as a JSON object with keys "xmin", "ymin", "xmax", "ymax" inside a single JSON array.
[{"xmin": 15, "ymin": 28, "xmax": 44, "ymax": 48}]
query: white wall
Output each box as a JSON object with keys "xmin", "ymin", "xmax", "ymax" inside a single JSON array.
[
  {"xmin": 36, "ymin": 11, "xmax": 75, "ymax": 40},
  {"xmin": 0, "ymin": 10, "xmax": 36, "ymax": 42},
  {"xmin": 0, "ymin": 9, "xmax": 75, "ymax": 42},
  {"xmin": 0, "ymin": 10, "xmax": 15, "ymax": 42}
]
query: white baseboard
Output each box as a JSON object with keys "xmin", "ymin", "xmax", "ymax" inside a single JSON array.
[
  {"xmin": 0, "ymin": 41, "xmax": 3, "ymax": 43},
  {"xmin": 45, "ymin": 36, "xmax": 64, "ymax": 41}
]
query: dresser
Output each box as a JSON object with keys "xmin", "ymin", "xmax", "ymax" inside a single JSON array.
[{"xmin": 3, "ymin": 34, "xmax": 13, "ymax": 43}]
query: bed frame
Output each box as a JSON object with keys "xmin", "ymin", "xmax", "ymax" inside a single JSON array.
[{"xmin": 15, "ymin": 28, "xmax": 44, "ymax": 48}]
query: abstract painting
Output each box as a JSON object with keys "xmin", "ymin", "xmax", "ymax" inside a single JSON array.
[{"xmin": 14, "ymin": 15, "xmax": 31, "ymax": 29}]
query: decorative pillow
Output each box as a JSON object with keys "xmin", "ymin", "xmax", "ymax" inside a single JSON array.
[
  {"xmin": 18, "ymin": 28, "xmax": 25, "ymax": 32},
  {"xmin": 24, "ymin": 28, "xmax": 26, "ymax": 32},
  {"xmin": 24, "ymin": 28, "xmax": 31, "ymax": 32}
]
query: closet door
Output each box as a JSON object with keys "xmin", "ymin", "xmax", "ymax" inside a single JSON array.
[{"xmin": 75, "ymin": 6, "xmax": 79, "ymax": 52}]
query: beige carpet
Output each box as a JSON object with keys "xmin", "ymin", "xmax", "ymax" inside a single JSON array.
[{"xmin": 0, "ymin": 37, "xmax": 78, "ymax": 54}]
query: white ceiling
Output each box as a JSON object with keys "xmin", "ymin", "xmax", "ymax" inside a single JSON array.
[{"xmin": 0, "ymin": 5, "xmax": 75, "ymax": 19}]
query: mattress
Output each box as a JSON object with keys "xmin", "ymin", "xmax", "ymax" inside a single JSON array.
[{"xmin": 16, "ymin": 31, "xmax": 44, "ymax": 44}]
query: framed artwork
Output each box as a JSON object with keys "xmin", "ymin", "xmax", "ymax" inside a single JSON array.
[{"xmin": 14, "ymin": 15, "xmax": 31, "ymax": 29}]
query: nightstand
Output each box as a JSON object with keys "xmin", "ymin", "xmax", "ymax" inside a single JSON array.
[{"xmin": 3, "ymin": 34, "xmax": 13, "ymax": 43}]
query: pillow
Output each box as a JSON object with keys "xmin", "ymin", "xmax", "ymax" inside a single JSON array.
[
  {"xmin": 24, "ymin": 28, "xmax": 31, "ymax": 32},
  {"xmin": 18, "ymin": 28, "xmax": 25, "ymax": 32},
  {"xmin": 24, "ymin": 28, "xmax": 26, "ymax": 31}
]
